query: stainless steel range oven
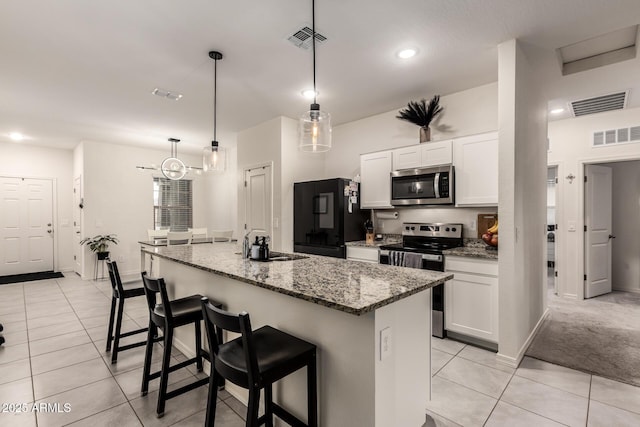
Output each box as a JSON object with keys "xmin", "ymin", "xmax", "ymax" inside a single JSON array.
[{"xmin": 379, "ymin": 222, "xmax": 463, "ymax": 338}]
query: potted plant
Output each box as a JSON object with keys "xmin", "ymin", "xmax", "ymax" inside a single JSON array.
[
  {"xmin": 80, "ymin": 234, "xmax": 119, "ymax": 260},
  {"xmin": 396, "ymin": 95, "xmax": 443, "ymax": 143}
]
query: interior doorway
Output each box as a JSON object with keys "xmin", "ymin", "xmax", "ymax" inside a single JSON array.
[
  {"xmin": 73, "ymin": 176, "xmax": 83, "ymax": 276},
  {"xmin": 584, "ymin": 160, "xmax": 640, "ymax": 300},
  {"xmin": 243, "ymin": 164, "xmax": 273, "ymax": 243},
  {"xmin": 547, "ymin": 166, "xmax": 558, "ymax": 295},
  {"xmin": 0, "ymin": 176, "xmax": 54, "ymax": 275}
]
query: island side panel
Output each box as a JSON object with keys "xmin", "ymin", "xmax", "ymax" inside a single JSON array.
[
  {"xmin": 157, "ymin": 257, "xmax": 377, "ymax": 427},
  {"xmin": 374, "ymin": 289, "xmax": 431, "ymax": 427}
]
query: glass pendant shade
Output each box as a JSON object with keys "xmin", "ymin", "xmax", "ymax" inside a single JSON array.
[
  {"xmin": 299, "ymin": 106, "xmax": 332, "ymax": 152},
  {"xmin": 203, "ymin": 141, "xmax": 226, "ymax": 172}
]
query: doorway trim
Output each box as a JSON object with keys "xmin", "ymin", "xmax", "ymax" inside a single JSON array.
[
  {"xmin": 242, "ymin": 161, "xmax": 274, "ymax": 246},
  {"xmin": 547, "ymin": 162, "xmax": 563, "ymax": 300},
  {"xmin": 576, "ymin": 152, "xmax": 640, "ymax": 300},
  {"xmin": 0, "ymin": 174, "xmax": 59, "ymax": 273}
]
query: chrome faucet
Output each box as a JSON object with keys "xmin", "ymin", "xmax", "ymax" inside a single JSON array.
[{"xmin": 243, "ymin": 229, "xmax": 266, "ymax": 258}]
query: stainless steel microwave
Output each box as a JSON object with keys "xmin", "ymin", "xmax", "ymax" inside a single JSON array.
[{"xmin": 390, "ymin": 165, "xmax": 454, "ymax": 206}]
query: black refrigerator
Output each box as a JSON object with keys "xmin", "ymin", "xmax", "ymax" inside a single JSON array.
[{"xmin": 294, "ymin": 178, "xmax": 368, "ymax": 258}]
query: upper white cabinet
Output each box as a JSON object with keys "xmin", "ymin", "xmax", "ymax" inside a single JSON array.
[
  {"xmin": 392, "ymin": 140, "xmax": 453, "ymax": 171},
  {"xmin": 421, "ymin": 140, "xmax": 453, "ymax": 167},
  {"xmin": 453, "ymin": 132, "xmax": 498, "ymax": 206},
  {"xmin": 360, "ymin": 150, "xmax": 393, "ymax": 209}
]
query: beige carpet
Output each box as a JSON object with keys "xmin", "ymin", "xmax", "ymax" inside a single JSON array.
[{"xmin": 526, "ymin": 290, "xmax": 640, "ymax": 387}]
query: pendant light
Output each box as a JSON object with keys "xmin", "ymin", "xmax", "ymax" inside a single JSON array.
[
  {"xmin": 136, "ymin": 137, "xmax": 202, "ymax": 179},
  {"xmin": 203, "ymin": 51, "xmax": 226, "ymax": 172},
  {"xmin": 298, "ymin": 0, "xmax": 331, "ymax": 152}
]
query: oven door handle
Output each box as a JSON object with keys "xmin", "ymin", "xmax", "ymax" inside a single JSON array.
[{"xmin": 434, "ymin": 172, "xmax": 440, "ymax": 198}]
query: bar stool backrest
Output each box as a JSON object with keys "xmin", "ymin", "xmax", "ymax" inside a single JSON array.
[
  {"xmin": 201, "ymin": 298, "xmax": 259, "ymax": 389},
  {"xmin": 106, "ymin": 260, "xmax": 125, "ymax": 297},
  {"xmin": 188, "ymin": 228, "xmax": 208, "ymax": 239},
  {"xmin": 141, "ymin": 272, "xmax": 173, "ymax": 324},
  {"xmin": 167, "ymin": 231, "xmax": 192, "ymax": 246},
  {"xmin": 148, "ymin": 229, "xmax": 168, "ymax": 240}
]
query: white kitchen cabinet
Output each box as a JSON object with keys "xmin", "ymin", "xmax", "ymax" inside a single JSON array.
[
  {"xmin": 392, "ymin": 146, "xmax": 421, "ymax": 170},
  {"xmin": 445, "ymin": 256, "xmax": 498, "ymax": 343},
  {"xmin": 346, "ymin": 246, "xmax": 379, "ymax": 263},
  {"xmin": 391, "ymin": 140, "xmax": 453, "ymax": 171},
  {"xmin": 421, "ymin": 140, "xmax": 453, "ymax": 167},
  {"xmin": 360, "ymin": 150, "xmax": 393, "ymax": 209},
  {"xmin": 453, "ymin": 132, "xmax": 498, "ymax": 206}
]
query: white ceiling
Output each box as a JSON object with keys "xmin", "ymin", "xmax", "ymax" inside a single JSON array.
[{"xmin": 1, "ymin": 0, "xmax": 639, "ymax": 153}]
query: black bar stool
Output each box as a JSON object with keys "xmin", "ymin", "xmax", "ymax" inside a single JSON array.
[
  {"xmin": 105, "ymin": 260, "xmax": 151, "ymax": 363},
  {"xmin": 140, "ymin": 272, "xmax": 223, "ymax": 418},
  {"xmin": 0, "ymin": 323, "xmax": 4, "ymax": 346},
  {"xmin": 201, "ymin": 297, "xmax": 318, "ymax": 427}
]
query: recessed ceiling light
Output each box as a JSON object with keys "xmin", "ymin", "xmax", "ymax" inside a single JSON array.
[
  {"xmin": 301, "ymin": 89, "xmax": 318, "ymax": 99},
  {"xmin": 550, "ymin": 108, "xmax": 565, "ymax": 114},
  {"xmin": 397, "ymin": 48, "xmax": 417, "ymax": 59},
  {"xmin": 9, "ymin": 132, "xmax": 24, "ymax": 141}
]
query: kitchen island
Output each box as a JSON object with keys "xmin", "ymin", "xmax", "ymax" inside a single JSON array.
[{"xmin": 141, "ymin": 243, "xmax": 452, "ymax": 426}]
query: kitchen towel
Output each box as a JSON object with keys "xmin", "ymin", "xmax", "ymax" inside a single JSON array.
[
  {"xmin": 389, "ymin": 251, "xmax": 404, "ymax": 266},
  {"xmin": 403, "ymin": 253, "xmax": 422, "ymax": 269}
]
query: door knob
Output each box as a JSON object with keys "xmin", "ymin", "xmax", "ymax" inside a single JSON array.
[
  {"xmin": 47, "ymin": 230, "xmax": 53, "ymax": 234},
  {"xmin": 608, "ymin": 234, "xmax": 616, "ymax": 239}
]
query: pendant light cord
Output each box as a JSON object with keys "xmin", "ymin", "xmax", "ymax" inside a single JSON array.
[
  {"xmin": 312, "ymin": 0, "xmax": 317, "ymax": 105},
  {"xmin": 213, "ymin": 58, "xmax": 218, "ymax": 143}
]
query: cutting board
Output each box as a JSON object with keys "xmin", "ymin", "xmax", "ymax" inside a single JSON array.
[{"xmin": 477, "ymin": 213, "xmax": 498, "ymax": 238}]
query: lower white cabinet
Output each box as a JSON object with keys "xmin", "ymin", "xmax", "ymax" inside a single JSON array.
[
  {"xmin": 346, "ymin": 246, "xmax": 379, "ymax": 263},
  {"xmin": 445, "ymin": 256, "xmax": 498, "ymax": 343}
]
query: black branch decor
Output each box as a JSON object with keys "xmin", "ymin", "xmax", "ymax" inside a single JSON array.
[{"xmin": 396, "ymin": 95, "xmax": 443, "ymax": 128}]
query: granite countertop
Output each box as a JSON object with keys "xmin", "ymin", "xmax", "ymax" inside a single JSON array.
[
  {"xmin": 142, "ymin": 242, "xmax": 451, "ymax": 316},
  {"xmin": 346, "ymin": 234, "xmax": 402, "ymax": 248},
  {"xmin": 443, "ymin": 239, "xmax": 499, "ymax": 260}
]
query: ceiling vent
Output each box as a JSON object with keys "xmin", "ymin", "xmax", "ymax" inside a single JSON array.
[
  {"xmin": 570, "ymin": 91, "xmax": 628, "ymax": 117},
  {"xmin": 593, "ymin": 125, "xmax": 640, "ymax": 147},
  {"xmin": 287, "ymin": 26, "xmax": 327, "ymax": 50}
]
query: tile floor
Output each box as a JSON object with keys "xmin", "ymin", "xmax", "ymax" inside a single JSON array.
[{"xmin": 2, "ymin": 275, "xmax": 640, "ymax": 426}]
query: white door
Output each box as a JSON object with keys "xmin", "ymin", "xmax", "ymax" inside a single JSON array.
[
  {"xmin": 73, "ymin": 176, "xmax": 83, "ymax": 275},
  {"xmin": 0, "ymin": 177, "xmax": 54, "ymax": 275},
  {"xmin": 244, "ymin": 165, "xmax": 272, "ymax": 238},
  {"xmin": 584, "ymin": 164, "xmax": 613, "ymax": 298}
]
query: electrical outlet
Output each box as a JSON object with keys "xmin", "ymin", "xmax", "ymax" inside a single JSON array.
[{"xmin": 380, "ymin": 327, "xmax": 392, "ymax": 361}]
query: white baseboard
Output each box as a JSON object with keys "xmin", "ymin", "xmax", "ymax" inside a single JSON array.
[
  {"xmin": 496, "ymin": 307, "xmax": 550, "ymax": 368},
  {"xmin": 612, "ymin": 286, "xmax": 640, "ymax": 294}
]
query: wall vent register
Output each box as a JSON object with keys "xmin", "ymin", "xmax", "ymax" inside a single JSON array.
[{"xmin": 593, "ymin": 125, "xmax": 640, "ymax": 146}]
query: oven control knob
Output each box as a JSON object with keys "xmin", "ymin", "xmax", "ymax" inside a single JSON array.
[
  {"xmin": 452, "ymin": 227, "xmax": 457, "ymax": 232},
  {"xmin": 445, "ymin": 227, "xmax": 450, "ymax": 232},
  {"xmin": 405, "ymin": 226, "xmax": 410, "ymax": 231},
  {"xmin": 411, "ymin": 226, "xmax": 415, "ymax": 230}
]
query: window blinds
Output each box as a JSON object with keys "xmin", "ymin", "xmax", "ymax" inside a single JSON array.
[{"xmin": 153, "ymin": 177, "xmax": 193, "ymax": 231}]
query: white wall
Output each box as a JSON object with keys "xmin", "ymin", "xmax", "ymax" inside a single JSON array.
[
  {"xmin": 203, "ymin": 139, "xmax": 238, "ymax": 238},
  {"xmin": 548, "ymin": 106, "xmax": 640, "ymax": 298},
  {"xmin": 497, "ymin": 39, "xmax": 548, "ymax": 365},
  {"xmin": 325, "ymin": 82, "xmax": 498, "ymax": 179},
  {"xmin": 1, "ymin": 142, "xmax": 75, "ymax": 272},
  {"xmin": 79, "ymin": 140, "xmax": 207, "ymax": 277},
  {"xmin": 598, "ymin": 161, "xmax": 640, "ymax": 293}
]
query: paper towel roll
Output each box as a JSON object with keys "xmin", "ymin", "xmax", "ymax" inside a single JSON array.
[{"xmin": 375, "ymin": 211, "xmax": 399, "ymax": 219}]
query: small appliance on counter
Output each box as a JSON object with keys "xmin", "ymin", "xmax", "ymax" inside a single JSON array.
[
  {"xmin": 294, "ymin": 178, "xmax": 368, "ymax": 258},
  {"xmin": 379, "ymin": 222, "xmax": 464, "ymax": 338}
]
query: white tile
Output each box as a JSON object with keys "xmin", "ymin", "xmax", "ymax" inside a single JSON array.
[
  {"xmin": 27, "ymin": 312, "xmax": 78, "ymax": 330},
  {"xmin": 424, "ymin": 410, "xmax": 462, "ymax": 427},
  {"xmin": 0, "ymin": 358, "xmax": 32, "ymax": 385},
  {"xmin": 28, "ymin": 319, "xmax": 85, "ymax": 342},
  {"xmin": 501, "ymin": 375, "xmax": 588, "ymax": 427},
  {"xmin": 0, "ymin": 342, "xmax": 30, "ymax": 365},
  {"xmin": 0, "ymin": 377, "xmax": 33, "ymax": 406},
  {"xmin": 437, "ymin": 356, "xmax": 512, "ymax": 398},
  {"xmin": 65, "ymin": 402, "xmax": 142, "ymax": 427},
  {"xmin": 30, "ymin": 342, "xmax": 101, "ymax": 375},
  {"xmin": 33, "ymin": 358, "xmax": 112, "ymax": 400},
  {"xmin": 0, "ymin": 410, "xmax": 37, "ymax": 427},
  {"xmin": 35, "ymin": 378, "xmax": 126, "ymax": 427},
  {"xmin": 425, "ymin": 376, "xmax": 496, "ymax": 426},
  {"xmin": 29, "ymin": 330, "xmax": 91, "ymax": 357},
  {"xmin": 431, "ymin": 348, "xmax": 455, "ymax": 375},
  {"xmin": 588, "ymin": 399, "xmax": 640, "ymax": 427},
  {"xmin": 591, "ymin": 375, "xmax": 640, "ymax": 415},
  {"xmin": 485, "ymin": 401, "xmax": 564, "ymax": 427},
  {"xmin": 458, "ymin": 345, "xmax": 515, "ymax": 374},
  {"xmin": 516, "ymin": 356, "xmax": 591, "ymax": 397},
  {"xmin": 431, "ymin": 338, "xmax": 465, "ymax": 355}
]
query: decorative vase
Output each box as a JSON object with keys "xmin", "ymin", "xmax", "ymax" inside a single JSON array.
[
  {"xmin": 97, "ymin": 251, "xmax": 110, "ymax": 260},
  {"xmin": 419, "ymin": 127, "xmax": 431, "ymax": 143}
]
